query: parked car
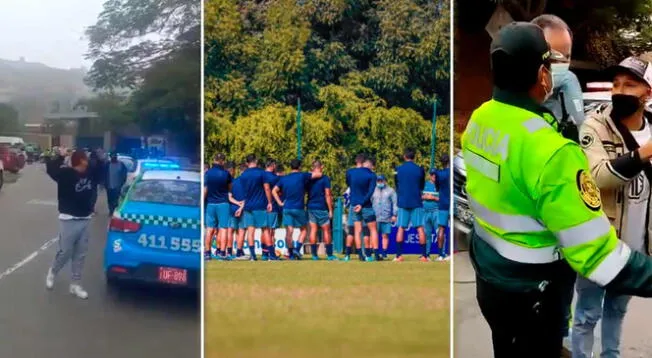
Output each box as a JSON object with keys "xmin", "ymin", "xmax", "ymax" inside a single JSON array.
[
  {"xmin": 125, "ymin": 159, "xmax": 179, "ymax": 188},
  {"xmin": 453, "ymin": 151, "xmax": 472, "ymax": 244},
  {"xmin": 0, "ymin": 144, "xmax": 21, "ymax": 174},
  {"xmin": 104, "ymin": 170, "xmax": 200, "ymax": 289}
]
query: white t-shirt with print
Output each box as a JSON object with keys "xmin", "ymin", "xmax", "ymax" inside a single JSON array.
[{"xmin": 622, "ymin": 121, "xmax": 652, "ymax": 253}]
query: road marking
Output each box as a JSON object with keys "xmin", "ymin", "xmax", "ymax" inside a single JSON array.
[
  {"xmin": 27, "ymin": 199, "xmax": 57, "ymax": 206},
  {"xmin": 0, "ymin": 237, "xmax": 58, "ymax": 282}
]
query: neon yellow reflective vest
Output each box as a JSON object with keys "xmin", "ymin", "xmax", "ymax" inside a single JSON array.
[{"xmin": 462, "ymin": 94, "xmax": 631, "ymax": 287}]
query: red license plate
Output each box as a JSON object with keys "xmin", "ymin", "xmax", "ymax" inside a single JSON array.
[{"xmin": 158, "ymin": 267, "xmax": 187, "ymax": 285}]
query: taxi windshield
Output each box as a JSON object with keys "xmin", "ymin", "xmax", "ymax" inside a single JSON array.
[{"xmin": 128, "ymin": 179, "xmax": 200, "ymax": 207}]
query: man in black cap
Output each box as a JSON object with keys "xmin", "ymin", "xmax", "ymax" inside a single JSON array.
[
  {"xmin": 574, "ymin": 56, "xmax": 652, "ymax": 357},
  {"xmin": 462, "ymin": 22, "xmax": 652, "ymax": 357}
]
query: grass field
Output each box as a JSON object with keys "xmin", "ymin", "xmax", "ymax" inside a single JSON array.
[{"xmin": 205, "ymin": 255, "xmax": 450, "ymax": 358}]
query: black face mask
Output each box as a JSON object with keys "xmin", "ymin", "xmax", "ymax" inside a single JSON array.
[{"xmin": 611, "ymin": 94, "xmax": 643, "ymax": 119}]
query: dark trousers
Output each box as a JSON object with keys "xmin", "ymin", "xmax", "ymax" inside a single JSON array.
[
  {"xmin": 107, "ymin": 188, "xmax": 121, "ymax": 214},
  {"xmin": 476, "ymin": 274, "xmax": 574, "ymax": 358}
]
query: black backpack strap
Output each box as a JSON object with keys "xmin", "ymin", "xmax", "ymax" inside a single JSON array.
[{"xmin": 612, "ymin": 116, "xmax": 652, "ymax": 184}]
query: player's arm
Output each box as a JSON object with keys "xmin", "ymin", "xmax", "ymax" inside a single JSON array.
[
  {"xmin": 580, "ymin": 120, "xmax": 645, "ymax": 189},
  {"xmin": 535, "ymin": 144, "xmax": 652, "ymax": 296},
  {"xmin": 228, "ymin": 192, "xmax": 243, "ymax": 207},
  {"xmin": 325, "ymin": 177, "xmax": 333, "ymax": 216},
  {"xmin": 45, "ymin": 148, "xmax": 66, "ymax": 182},
  {"xmin": 362, "ymin": 175, "xmax": 376, "ymax": 205},
  {"xmin": 263, "ymin": 183, "xmax": 273, "ymax": 205},
  {"xmin": 272, "ymin": 185, "xmax": 284, "ymax": 207}
]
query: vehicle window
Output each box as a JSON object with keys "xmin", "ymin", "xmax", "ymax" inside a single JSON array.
[
  {"xmin": 128, "ymin": 179, "xmax": 200, "ymax": 206},
  {"xmin": 119, "ymin": 158, "xmax": 136, "ymax": 172}
]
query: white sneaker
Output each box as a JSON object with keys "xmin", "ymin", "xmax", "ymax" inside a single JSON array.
[
  {"xmin": 45, "ymin": 268, "xmax": 54, "ymax": 290},
  {"xmin": 69, "ymin": 284, "xmax": 88, "ymax": 299}
]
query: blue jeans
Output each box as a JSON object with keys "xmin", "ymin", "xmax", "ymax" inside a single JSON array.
[{"xmin": 571, "ymin": 276, "xmax": 631, "ymax": 358}]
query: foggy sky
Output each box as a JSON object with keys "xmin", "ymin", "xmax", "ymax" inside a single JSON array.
[{"xmin": 0, "ymin": 0, "xmax": 105, "ymax": 69}]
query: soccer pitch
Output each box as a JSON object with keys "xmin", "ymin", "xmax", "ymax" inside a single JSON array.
[{"xmin": 205, "ymin": 256, "xmax": 450, "ymax": 358}]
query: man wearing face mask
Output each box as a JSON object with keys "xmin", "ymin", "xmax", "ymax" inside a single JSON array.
[
  {"xmin": 532, "ymin": 14, "xmax": 585, "ymax": 143},
  {"xmin": 462, "ymin": 23, "xmax": 652, "ymax": 358},
  {"xmin": 574, "ymin": 56, "xmax": 652, "ymax": 358}
]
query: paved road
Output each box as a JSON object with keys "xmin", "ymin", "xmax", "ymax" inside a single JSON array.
[
  {"xmin": 454, "ymin": 251, "xmax": 652, "ymax": 358},
  {"xmin": 0, "ymin": 164, "xmax": 199, "ymax": 357}
]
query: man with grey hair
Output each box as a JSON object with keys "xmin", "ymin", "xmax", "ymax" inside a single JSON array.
[{"xmin": 532, "ymin": 14, "xmax": 585, "ymax": 142}]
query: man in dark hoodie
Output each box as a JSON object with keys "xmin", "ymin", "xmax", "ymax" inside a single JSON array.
[
  {"xmin": 45, "ymin": 148, "xmax": 98, "ymax": 299},
  {"xmin": 105, "ymin": 152, "xmax": 128, "ymax": 215}
]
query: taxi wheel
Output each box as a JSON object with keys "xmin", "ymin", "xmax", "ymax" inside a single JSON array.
[{"xmin": 105, "ymin": 275, "xmax": 121, "ymax": 291}]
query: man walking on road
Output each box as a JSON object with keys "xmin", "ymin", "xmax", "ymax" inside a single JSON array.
[
  {"xmin": 371, "ymin": 174, "xmax": 397, "ymax": 260},
  {"xmin": 394, "ymin": 148, "xmax": 428, "ymax": 262},
  {"xmin": 105, "ymin": 152, "xmax": 127, "ymax": 216},
  {"xmin": 45, "ymin": 148, "xmax": 99, "ymax": 299}
]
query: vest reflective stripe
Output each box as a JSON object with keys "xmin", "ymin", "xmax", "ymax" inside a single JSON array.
[
  {"xmin": 523, "ymin": 117, "xmax": 550, "ymax": 133},
  {"xmin": 469, "ymin": 195, "xmax": 546, "ymax": 233},
  {"xmin": 474, "ymin": 221, "xmax": 560, "ymax": 264},
  {"xmin": 587, "ymin": 241, "xmax": 632, "ymax": 286},
  {"xmin": 555, "ymin": 215, "xmax": 611, "ymax": 248}
]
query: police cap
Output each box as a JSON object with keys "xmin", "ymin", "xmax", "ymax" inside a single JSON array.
[{"xmin": 490, "ymin": 22, "xmax": 551, "ymax": 68}]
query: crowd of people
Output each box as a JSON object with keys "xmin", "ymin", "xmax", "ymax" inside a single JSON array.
[
  {"xmin": 462, "ymin": 13, "xmax": 652, "ymax": 357},
  {"xmin": 203, "ymin": 149, "xmax": 451, "ymax": 262}
]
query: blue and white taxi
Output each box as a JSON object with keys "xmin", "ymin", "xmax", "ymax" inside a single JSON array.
[{"xmin": 104, "ymin": 169, "xmax": 201, "ymax": 289}]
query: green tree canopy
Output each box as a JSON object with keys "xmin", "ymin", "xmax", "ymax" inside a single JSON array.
[
  {"xmin": 205, "ymin": 0, "xmax": 450, "ymax": 191},
  {"xmin": 0, "ymin": 103, "xmax": 19, "ymax": 133},
  {"xmin": 84, "ymin": 0, "xmax": 200, "ymax": 155}
]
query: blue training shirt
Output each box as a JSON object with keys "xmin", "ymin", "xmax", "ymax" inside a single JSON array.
[
  {"xmin": 240, "ymin": 167, "xmax": 267, "ymax": 211},
  {"xmin": 307, "ymin": 175, "xmax": 331, "ymax": 211},
  {"xmin": 263, "ymin": 171, "xmax": 282, "ymax": 213},
  {"xmin": 435, "ymin": 167, "xmax": 451, "ymax": 211},
  {"xmin": 422, "ymin": 181, "xmax": 439, "ymax": 212},
  {"xmin": 346, "ymin": 167, "xmax": 376, "ymax": 208},
  {"xmin": 395, "ymin": 161, "xmax": 425, "ymax": 209},
  {"xmin": 230, "ymin": 177, "xmax": 245, "ymax": 215},
  {"xmin": 276, "ymin": 172, "xmax": 312, "ymax": 210},
  {"xmin": 204, "ymin": 164, "xmax": 232, "ymax": 204}
]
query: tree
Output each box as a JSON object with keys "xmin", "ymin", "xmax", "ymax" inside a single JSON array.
[
  {"xmin": 85, "ymin": 0, "xmax": 200, "ymax": 90},
  {"xmin": 204, "ymin": 0, "xmax": 450, "ymax": 189},
  {"xmin": 0, "ymin": 103, "xmax": 19, "ymax": 133},
  {"xmin": 490, "ymin": 0, "xmax": 652, "ymax": 66}
]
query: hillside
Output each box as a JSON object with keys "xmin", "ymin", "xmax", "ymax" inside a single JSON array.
[{"xmin": 0, "ymin": 58, "xmax": 93, "ymax": 122}]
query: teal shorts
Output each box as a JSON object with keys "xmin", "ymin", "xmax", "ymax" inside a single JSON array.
[
  {"xmin": 378, "ymin": 222, "xmax": 393, "ymax": 235},
  {"xmin": 438, "ymin": 210, "xmax": 450, "ymax": 227},
  {"xmin": 424, "ymin": 210, "xmax": 439, "ymax": 235},
  {"xmin": 266, "ymin": 212, "xmax": 279, "ymax": 229},
  {"xmin": 308, "ymin": 210, "xmax": 330, "ymax": 226},
  {"xmin": 244, "ymin": 210, "xmax": 267, "ymax": 229},
  {"xmin": 349, "ymin": 207, "xmax": 376, "ymax": 224},
  {"xmin": 205, "ymin": 203, "xmax": 230, "ymax": 229},
  {"xmin": 229, "ymin": 214, "xmax": 245, "ymax": 230},
  {"xmin": 283, "ymin": 209, "xmax": 307, "ymax": 227},
  {"xmin": 397, "ymin": 207, "xmax": 424, "ymax": 228}
]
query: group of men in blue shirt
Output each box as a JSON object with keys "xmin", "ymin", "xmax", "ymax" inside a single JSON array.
[
  {"xmin": 204, "ymin": 148, "xmax": 451, "ymax": 262},
  {"xmin": 342, "ymin": 149, "xmax": 451, "ymax": 262},
  {"xmin": 204, "ymin": 153, "xmax": 336, "ymax": 261}
]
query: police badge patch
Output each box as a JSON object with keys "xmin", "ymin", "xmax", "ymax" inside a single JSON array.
[
  {"xmin": 580, "ymin": 134, "xmax": 594, "ymax": 148},
  {"xmin": 577, "ymin": 170, "xmax": 601, "ymax": 211}
]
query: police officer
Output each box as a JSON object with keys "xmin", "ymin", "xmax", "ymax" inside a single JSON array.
[{"xmin": 462, "ymin": 22, "xmax": 652, "ymax": 358}]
